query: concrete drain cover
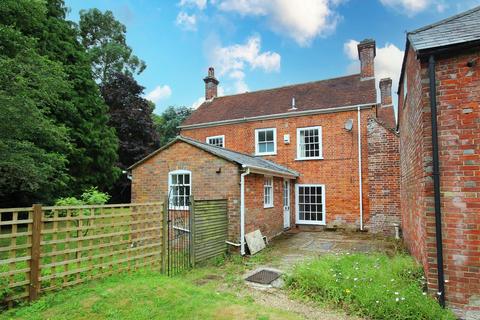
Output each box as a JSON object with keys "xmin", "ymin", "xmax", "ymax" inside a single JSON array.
[{"xmin": 245, "ymin": 269, "xmax": 281, "ymax": 285}]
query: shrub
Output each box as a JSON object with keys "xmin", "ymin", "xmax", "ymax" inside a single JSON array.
[{"xmin": 286, "ymin": 253, "xmax": 456, "ymax": 320}]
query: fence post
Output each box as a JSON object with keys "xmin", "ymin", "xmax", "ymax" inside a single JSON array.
[
  {"xmin": 29, "ymin": 204, "xmax": 42, "ymax": 301},
  {"xmin": 161, "ymin": 200, "xmax": 168, "ymax": 274}
]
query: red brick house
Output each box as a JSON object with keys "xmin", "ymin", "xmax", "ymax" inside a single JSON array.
[
  {"xmin": 397, "ymin": 7, "xmax": 480, "ymax": 319},
  {"xmin": 130, "ymin": 39, "xmax": 400, "ymax": 254}
]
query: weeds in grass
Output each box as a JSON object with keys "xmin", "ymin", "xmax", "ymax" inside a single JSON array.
[{"xmin": 286, "ymin": 253, "xmax": 456, "ymax": 320}]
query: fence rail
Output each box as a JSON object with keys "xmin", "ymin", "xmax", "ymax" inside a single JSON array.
[{"xmin": 0, "ymin": 202, "xmax": 164, "ymax": 307}]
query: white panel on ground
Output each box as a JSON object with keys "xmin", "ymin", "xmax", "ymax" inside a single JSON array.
[{"xmin": 245, "ymin": 230, "xmax": 266, "ymax": 255}]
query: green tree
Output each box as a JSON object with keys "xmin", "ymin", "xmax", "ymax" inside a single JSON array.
[
  {"xmin": 78, "ymin": 8, "xmax": 146, "ymax": 84},
  {"xmin": 0, "ymin": 0, "xmax": 120, "ymax": 204},
  {"xmin": 153, "ymin": 106, "xmax": 193, "ymax": 146},
  {"xmin": 0, "ymin": 26, "xmax": 71, "ymax": 206}
]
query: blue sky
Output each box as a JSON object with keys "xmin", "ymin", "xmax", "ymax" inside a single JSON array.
[{"xmin": 65, "ymin": 0, "xmax": 480, "ymax": 114}]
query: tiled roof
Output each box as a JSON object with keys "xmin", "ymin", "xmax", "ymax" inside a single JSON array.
[
  {"xmin": 408, "ymin": 5, "xmax": 480, "ymax": 52},
  {"xmin": 181, "ymin": 74, "xmax": 376, "ymax": 127},
  {"xmin": 128, "ymin": 136, "xmax": 299, "ymax": 178}
]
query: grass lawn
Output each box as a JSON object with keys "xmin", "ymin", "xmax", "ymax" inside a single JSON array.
[
  {"xmin": 0, "ymin": 269, "xmax": 300, "ymax": 320},
  {"xmin": 286, "ymin": 253, "xmax": 456, "ymax": 320}
]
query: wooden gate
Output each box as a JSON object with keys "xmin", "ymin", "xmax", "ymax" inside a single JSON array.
[{"xmin": 192, "ymin": 199, "xmax": 228, "ymax": 264}]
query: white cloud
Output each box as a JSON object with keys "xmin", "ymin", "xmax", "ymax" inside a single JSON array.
[
  {"xmin": 343, "ymin": 39, "xmax": 404, "ymax": 111},
  {"xmin": 211, "ymin": 35, "xmax": 280, "ymax": 94},
  {"xmin": 145, "ymin": 85, "xmax": 172, "ymax": 103},
  {"xmin": 379, "ymin": 0, "xmax": 448, "ymax": 16},
  {"xmin": 179, "ymin": 0, "xmax": 207, "ymax": 10},
  {"xmin": 176, "ymin": 11, "xmax": 197, "ymax": 31},
  {"xmin": 213, "ymin": 0, "xmax": 343, "ymax": 46}
]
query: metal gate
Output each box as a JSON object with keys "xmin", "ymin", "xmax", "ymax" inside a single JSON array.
[{"xmin": 164, "ymin": 193, "xmax": 193, "ymax": 276}]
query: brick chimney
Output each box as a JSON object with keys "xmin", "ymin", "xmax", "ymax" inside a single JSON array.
[
  {"xmin": 377, "ymin": 78, "xmax": 396, "ymax": 129},
  {"xmin": 357, "ymin": 39, "xmax": 376, "ymax": 80},
  {"xmin": 203, "ymin": 67, "xmax": 219, "ymax": 100}
]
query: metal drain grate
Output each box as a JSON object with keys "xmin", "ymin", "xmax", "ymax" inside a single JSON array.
[{"xmin": 245, "ymin": 269, "xmax": 281, "ymax": 285}]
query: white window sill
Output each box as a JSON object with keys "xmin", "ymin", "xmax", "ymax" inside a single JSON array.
[
  {"xmin": 256, "ymin": 152, "xmax": 277, "ymax": 156},
  {"xmin": 264, "ymin": 205, "xmax": 274, "ymax": 209},
  {"xmin": 168, "ymin": 207, "xmax": 190, "ymax": 211},
  {"xmin": 295, "ymin": 156, "xmax": 324, "ymax": 161},
  {"xmin": 296, "ymin": 221, "xmax": 326, "ymax": 225}
]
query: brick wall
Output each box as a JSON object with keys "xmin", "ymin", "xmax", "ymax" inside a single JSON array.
[
  {"xmin": 399, "ymin": 45, "xmax": 480, "ymax": 318},
  {"xmin": 367, "ymin": 118, "xmax": 400, "ymax": 235},
  {"xmin": 244, "ymin": 174, "xmax": 286, "ymax": 241},
  {"xmin": 131, "ymin": 141, "xmax": 241, "ymax": 242},
  {"xmin": 181, "ymin": 108, "xmax": 375, "ymax": 229}
]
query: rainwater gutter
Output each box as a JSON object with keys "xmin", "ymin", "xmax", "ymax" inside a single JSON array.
[
  {"xmin": 240, "ymin": 167, "xmax": 250, "ymax": 255},
  {"xmin": 357, "ymin": 106, "xmax": 364, "ymax": 231},
  {"xmin": 428, "ymin": 54, "xmax": 446, "ymax": 308}
]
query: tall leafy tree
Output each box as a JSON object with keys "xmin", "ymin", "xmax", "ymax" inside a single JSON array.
[
  {"xmin": 0, "ymin": 0, "xmax": 120, "ymax": 203},
  {"xmin": 78, "ymin": 8, "xmax": 146, "ymax": 84},
  {"xmin": 0, "ymin": 26, "xmax": 71, "ymax": 206},
  {"xmin": 101, "ymin": 72, "xmax": 160, "ymax": 202},
  {"xmin": 153, "ymin": 106, "xmax": 193, "ymax": 146}
]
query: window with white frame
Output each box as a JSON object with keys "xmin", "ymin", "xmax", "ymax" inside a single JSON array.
[
  {"xmin": 255, "ymin": 128, "xmax": 276, "ymax": 155},
  {"xmin": 296, "ymin": 184, "xmax": 325, "ymax": 224},
  {"xmin": 296, "ymin": 126, "xmax": 322, "ymax": 160},
  {"xmin": 168, "ymin": 170, "xmax": 191, "ymax": 209},
  {"xmin": 264, "ymin": 177, "xmax": 274, "ymax": 208},
  {"xmin": 206, "ymin": 135, "xmax": 224, "ymax": 148}
]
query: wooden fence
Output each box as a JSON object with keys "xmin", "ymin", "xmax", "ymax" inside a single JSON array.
[
  {"xmin": 0, "ymin": 202, "xmax": 164, "ymax": 307},
  {"xmin": 192, "ymin": 199, "xmax": 228, "ymax": 263}
]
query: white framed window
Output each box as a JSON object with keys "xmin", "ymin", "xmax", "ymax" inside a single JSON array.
[
  {"xmin": 255, "ymin": 128, "xmax": 277, "ymax": 155},
  {"xmin": 206, "ymin": 135, "xmax": 225, "ymax": 148},
  {"xmin": 264, "ymin": 176, "xmax": 274, "ymax": 208},
  {"xmin": 296, "ymin": 126, "xmax": 323, "ymax": 160},
  {"xmin": 168, "ymin": 170, "xmax": 191, "ymax": 210},
  {"xmin": 295, "ymin": 184, "xmax": 325, "ymax": 225}
]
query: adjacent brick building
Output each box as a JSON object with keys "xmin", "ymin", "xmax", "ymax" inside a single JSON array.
[
  {"xmin": 130, "ymin": 38, "xmax": 401, "ymax": 255},
  {"xmin": 398, "ymin": 7, "xmax": 480, "ymax": 319}
]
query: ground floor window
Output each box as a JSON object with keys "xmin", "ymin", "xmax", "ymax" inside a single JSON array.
[
  {"xmin": 296, "ymin": 184, "xmax": 325, "ymax": 224},
  {"xmin": 264, "ymin": 176, "xmax": 274, "ymax": 208},
  {"xmin": 168, "ymin": 170, "xmax": 191, "ymax": 209}
]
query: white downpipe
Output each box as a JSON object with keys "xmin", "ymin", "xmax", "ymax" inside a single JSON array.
[
  {"xmin": 240, "ymin": 167, "xmax": 250, "ymax": 255},
  {"xmin": 357, "ymin": 106, "xmax": 364, "ymax": 231}
]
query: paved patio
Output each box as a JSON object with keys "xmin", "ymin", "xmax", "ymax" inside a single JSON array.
[{"xmin": 265, "ymin": 230, "xmax": 397, "ymax": 271}]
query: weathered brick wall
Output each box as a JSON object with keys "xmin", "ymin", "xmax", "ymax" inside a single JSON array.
[
  {"xmin": 244, "ymin": 174, "xmax": 286, "ymax": 241},
  {"xmin": 181, "ymin": 108, "xmax": 375, "ymax": 229},
  {"xmin": 366, "ymin": 118, "xmax": 400, "ymax": 235},
  {"xmin": 399, "ymin": 45, "xmax": 480, "ymax": 318},
  {"xmin": 131, "ymin": 141, "xmax": 241, "ymax": 242}
]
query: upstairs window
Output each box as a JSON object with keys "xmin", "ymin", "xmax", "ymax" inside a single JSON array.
[
  {"xmin": 255, "ymin": 128, "xmax": 277, "ymax": 155},
  {"xmin": 206, "ymin": 135, "xmax": 224, "ymax": 148},
  {"xmin": 296, "ymin": 126, "xmax": 323, "ymax": 160},
  {"xmin": 264, "ymin": 177, "xmax": 274, "ymax": 208},
  {"xmin": 168, "ymin": 170, "xmax": 191, "ymax": 210}
]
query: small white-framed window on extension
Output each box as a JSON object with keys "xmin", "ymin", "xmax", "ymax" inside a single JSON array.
[
  {"xmin": 168, "ymin": 170, "xmax": 191, "ymax": 210},
  {"xmin": 264, "ymin": 176, "xmax": 274, "ymax": 208},
  {"xmin": 255, "ymin": 128, "xmax": 276, "ymax": 155},
  {"xmin": 206, "ymin": 135, "xmax": 225, "ymax": 148},
  {"xmin": 296, "ymin": 184, "xmax": 325, "ymax": 225},
  {"xmin": 296, "ymin": 126, "xmax": 323, "ymax": 160}
]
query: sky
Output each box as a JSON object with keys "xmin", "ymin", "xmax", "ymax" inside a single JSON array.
[{"xmin": 65, "ymin": 0, "xmax": 480, "ymax": 114}]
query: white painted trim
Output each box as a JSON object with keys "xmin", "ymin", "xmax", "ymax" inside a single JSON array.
[
  {"xmin": 295, "ymin": 184, "xmax": 326, "ymax": 225},
  {"xmin": 178, "ymin": 103, "xmax": 375, "ymax": 129},
  {"xmin": 263, "ymin": 176, "xmax": 274, "ymax": 208},
  {"xmin": 205, "ymin": 135, "xmax": 225, "ymax": 147},
  {"xmin": 168, "ymin": 169, "xmax": 192, "ymax": 210},
  {"xmin": 296, "ymin": 126, "xmax": 323, "ymax": 160},
  {"xmin": 255, "ymin": 128, "xmax": 277, "ymax": 156},
  {"xmin": 240, "ymin": 168, "xmax": 250, "ymax": 255}
]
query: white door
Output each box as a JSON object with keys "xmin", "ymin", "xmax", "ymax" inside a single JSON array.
[{"xmin": 283, "ymin": 180, "xmax": 291, "ymax": 228}]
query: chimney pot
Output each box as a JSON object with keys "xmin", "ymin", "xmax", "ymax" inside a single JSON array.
[
  {"xmin": 203, "ymin": 66, "xmax": 219, "ymax": 100},
  {"xmin": 357, "ymin": 39, "xmax": 376, "ymax": 80}
]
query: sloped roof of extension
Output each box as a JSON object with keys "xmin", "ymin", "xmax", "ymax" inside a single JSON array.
[
  {"xmin": 181, "ymin": 74, "xmax": 376, "ymax": 128},
  {"xmin": 408, "ymin": 5, "xmax": 480, "ymax": 52},
  {"xmin": 128, "ymin": 136, "xmax": 299, "ymax": 178}
]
